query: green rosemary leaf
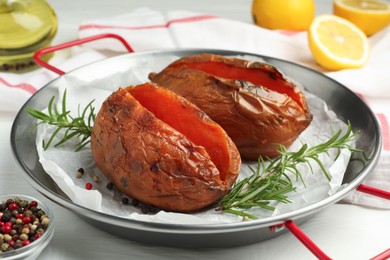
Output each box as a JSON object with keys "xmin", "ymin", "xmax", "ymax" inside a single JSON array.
[
  {"xmin": 25, "ymin": 108, "xmax": 50, "ymax": 121},
  {"xmin": 75, "ymin": 139, "xmax": 91, "ymax": 152},
  {"xmin": 56, "ymin": 111, "xmax": 71, "ymax": 123},
  {"xmin": 238, "ymin": 183, "xmax": 269, "ymax": 204},
  {"xmin": 82, "ymin": 100, "xmax": 95, "ymax": 118},
  {"xmin": 222, "ymin": 209, "xmax": 259, "ymax": 220},
  {"xmin": 44, "ymin": 127, "xmax": 62, "ymax": 150},
  {"xmin": 293, "ymin": 143, "xmax": 308, "ymax": 158},
  {"xmin": 54, "ymin": 129, "xmax": 79, "ymax": 147},
  {"xmin": 61, "ymin": 89, "xmax": 67, "ymax": 115},
  {"xmin": 47, "ymin": 95, "xmax": 55, "ymax": 118},
  {"xmin": 311, "ymin": 156, "xmax": 331, "ymax": 181},
  {"xmin": 26, "ymin": 89, "xmax": 96, "ymax": 151}
]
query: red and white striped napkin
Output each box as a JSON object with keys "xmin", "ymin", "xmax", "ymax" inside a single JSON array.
[{"xmin": 2, "ymin": 7, "xmax": 389, "ymax": 208}]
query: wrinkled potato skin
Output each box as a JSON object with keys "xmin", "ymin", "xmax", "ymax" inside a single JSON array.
[
  {"xmin": 91, "ymin": 86, "xmax": 240, "ymax": 212},
  {"xmin": 149, "ymin": 54, "xmax": 312, "ymax": 160}
]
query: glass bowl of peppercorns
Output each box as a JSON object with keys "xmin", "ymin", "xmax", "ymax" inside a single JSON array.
[{"xmin": 0, "ymin": 195, "xmax": 54, "ymax": 260}]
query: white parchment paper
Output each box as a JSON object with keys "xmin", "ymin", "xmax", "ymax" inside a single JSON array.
[{"xmin": 35, "ymin": 54, "xmax": 352, "ymax": 224}]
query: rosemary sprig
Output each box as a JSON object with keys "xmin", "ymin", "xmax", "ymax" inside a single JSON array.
[
  {"xmin": 218, "ymin": 123, "xmax": 360, "ymax": 220},
  {"xmin": 25, "ymin": 89, "xmax": 96, "ymax": 151}
]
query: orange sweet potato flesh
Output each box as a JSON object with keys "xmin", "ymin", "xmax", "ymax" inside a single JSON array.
[
  {"xmin": 91, "ymin": 83, "xmax": 240, "ymax": 212},
  {"xmin": 149, "ymin": 54, "xmax": 313, "ymax": 160}
]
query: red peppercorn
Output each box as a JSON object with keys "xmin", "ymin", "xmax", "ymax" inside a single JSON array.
[
  {"xmin": 16, "ymin": 213, "xmax": 24, "ymax": 219},
  {"xmin": 23, "ymin": 216, "xmax": 31, "ymax": 224},
  {"xmin": 85, "ymin": 182, "xmax": 93, "ymax": 190},
  {"xmin": 8, "ymin": 203, "xmax": 19, "ymax": 211},
  {"xmin": 0, "ymin": 221, "xmax": 4, "ymax": 227},
  {"xmin": 29, "ymin": 201, "xmax": 38, "ymax": 207},
  {"xmin": 5, "ymin": 221, "xmax": 12, "ymax": 227},
  {"xmin": 8, "ymin": 240, "xmax": 15, "ymax": 247},
  {"xmin": 22, "ymin": 240, "xmax": 30, "ymax": 246},
  {"xmin": 2, "ymin": 225, "xmax": 12, "ymax": 234},
  {"xmin": 34, "ymin": 233, "xmax": 41, "ymax": 239}
]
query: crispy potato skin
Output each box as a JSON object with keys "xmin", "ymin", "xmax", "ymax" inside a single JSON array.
[
  {"xmin": 149, "ymin": 54, "xmax": 313, "ymax": 160},
  {"xmin": 91, "ymin": 84, "xmax": 240, "ymax": 212}
]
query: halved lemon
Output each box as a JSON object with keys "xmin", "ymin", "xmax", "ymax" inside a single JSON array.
[
  {"xmin": 334, "ymin": 0, "xmax": 390, "ymax": 36},
  {"xmin": 308, "ymin": 14, "xmax": 370, "ymax": 71}
]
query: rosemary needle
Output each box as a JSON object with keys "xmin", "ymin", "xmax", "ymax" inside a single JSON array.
[
  {"xmin": 218, "ymin": 123, "xmax": 360, "ymax": 220},
  {"xmin": 25, "ymin": 89, "xmax": 96, "ymax": 152}
]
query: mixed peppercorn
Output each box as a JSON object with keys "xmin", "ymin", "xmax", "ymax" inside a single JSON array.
[
  {"xmin": 0, "ymin": 197, "xmax": 49, "ymax": 253},
  {"xmin": 78, "ymin": 167, "xmax": 160, "ymax": 214}
]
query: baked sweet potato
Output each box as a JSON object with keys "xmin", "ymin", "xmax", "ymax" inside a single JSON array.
[
  {"xmin": 149, "ymin": 54, "xmax": 313, "ymax": 160},
  {"xmin": 91, "ymin": 83, "xmax": 241, "ymax": 213}
]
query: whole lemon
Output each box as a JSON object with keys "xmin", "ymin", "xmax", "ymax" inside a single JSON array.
[{"xmin": 252, "ymin": 0, "xmax": 316, "ymax": 30}]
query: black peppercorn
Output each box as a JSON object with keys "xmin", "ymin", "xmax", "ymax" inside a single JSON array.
[
  {"xmin": 121, "ymin": 197, "xmax": 129, "ymax": 205},
  {"xmin": 106, "ymin": 182, "xmax": 114, "ymax": 190},
  {"xmin": 28, "ymin": 229, "xmax": 36, "ymax": 236},
  {"xmin": 1, "ymin": 212, "xmax": 12, "ymax": 222},
  {"xmin": 149, "ymin": 206, "xmax": 160, "ymax": 214},
  {"xmin": 131, "ymin": 199, "xmax": 140, "ymax": 207}
]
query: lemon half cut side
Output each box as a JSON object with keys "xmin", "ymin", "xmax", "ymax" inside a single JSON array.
[
  {"xmin": 334, "ymin": 0, "xmax": 390, "ymax": 36},
  {"xmin": 308, "ymin": 14, "xmax": 370, "ymax": 71}
]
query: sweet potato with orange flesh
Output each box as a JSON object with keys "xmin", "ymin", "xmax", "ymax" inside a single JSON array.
[
  {"xmin": 91, "ymin": 83, "xmax": 240, "ymax": 212},
  {"xmin": 149, "ymin": 54, "xmax": 312, "ymax": 160},
  {"xmin": 129, "ymin": 84, "xmax": 239, "ymax": 187},
  {"xmin": 169, "ymin": 58, "xmax": 306, "ymax": 111}
]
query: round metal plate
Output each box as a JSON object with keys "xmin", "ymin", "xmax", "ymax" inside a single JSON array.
[{"xmin": 10, "ymin": 49, "xmax": 382, "ymax": 248}]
